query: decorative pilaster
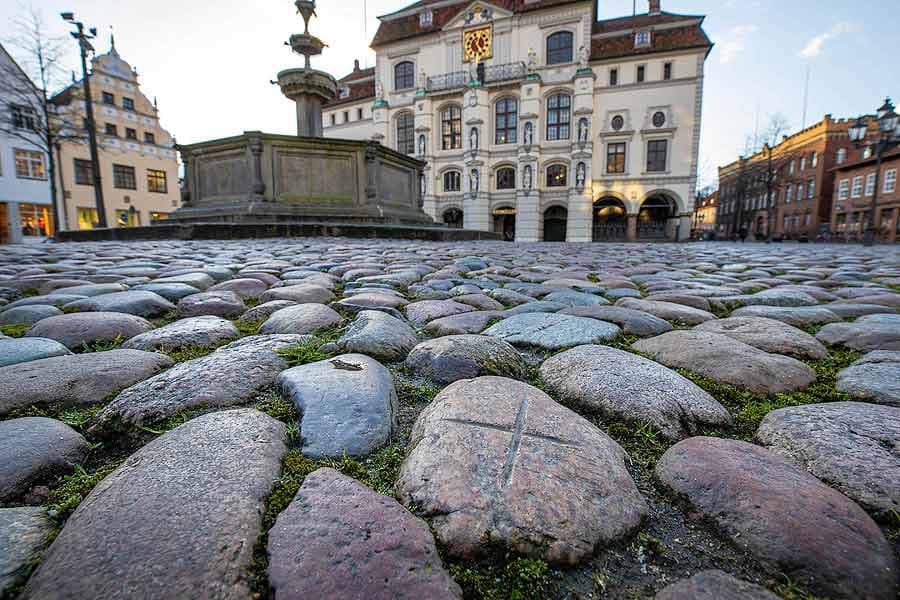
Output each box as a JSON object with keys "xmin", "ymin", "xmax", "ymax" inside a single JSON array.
[{"xmin": 626, "ymin": 214, "xmax": 637, "ymax": 241}]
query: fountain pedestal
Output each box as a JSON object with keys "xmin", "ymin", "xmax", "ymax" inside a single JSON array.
[{"xmin": 277, "ymin": 68, "xmax": 336, "ymax": 137}]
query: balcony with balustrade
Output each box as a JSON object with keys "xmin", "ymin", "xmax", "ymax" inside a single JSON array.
[{"xmin": 426, "ymin": 62, "xmax": 527, "ymax": 94}]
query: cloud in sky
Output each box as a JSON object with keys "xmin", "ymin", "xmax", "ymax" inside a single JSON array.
[
  {"xmin": 799, "ymin": 21, "xmax": 861, "ymax": 58},
  {"xmin": 718, "ymin": 25, "xmax": 757, "ymax": 65}
]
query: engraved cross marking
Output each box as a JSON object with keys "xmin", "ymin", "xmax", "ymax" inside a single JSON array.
[{"xmin": 443, "ymin": 397, "xmax": 579, "ymax": 487}]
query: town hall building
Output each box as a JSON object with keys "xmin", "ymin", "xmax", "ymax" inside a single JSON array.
[{"xmin": 323, "ymin": 0, "xmax": 712, "ymax": 242}]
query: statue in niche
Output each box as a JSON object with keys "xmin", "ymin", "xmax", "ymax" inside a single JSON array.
[
  {"xmin": 470, "ymin": 127, "xmax": 479, "ymax": 151},
  {"xmin": 420, "ymin": 173, "xmax": 426, "ymax": 196},
  {"xmin": 419, "ymin": 70, "xmax": 428, "ymax": 90},
  {"xmin": 578, "ymin": 118, "xmax": 589, "ymax": 143},
  {"xmin": 470, "ymin": 169, "xmax": 479, "ymax": 192},
  {"xmin": 527, "ymin": 47, "xmax": 537, "ymax": 73},
  {"xmin": 523, "ymin": 164, "xmax": 532, "ymax": 190},
  {"xmin": 375, "ymin": 79, "xmax": 384, "ymax": 100},
  {"xmin": 579, "ymin": 44, "xmax": 589, "ymax": 68},
  {"xmin": 576, "ymin": 162, "xmax": 586, "ymax": 187},
  {"xmin": 523, "ymin": 121, "xmax": 533, "ymax": 146},
  {"xmin": 418, "ymin": 134, "xmax": 426, "ymax": 156}
]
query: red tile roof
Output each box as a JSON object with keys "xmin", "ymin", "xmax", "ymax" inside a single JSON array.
[
  {"xmin": 591, "ymin": 23, "xmax": 712, "ymax": 61},
  {"xmin": 324, "ymin": 66, "xmax": 376, "ymax": 108}
]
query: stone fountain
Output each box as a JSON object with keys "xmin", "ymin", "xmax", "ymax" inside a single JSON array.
[
  {"xmin": 277, "ymin": 1, "xmax": 337, "ymax": 137},
  {"xmin": 57, "ymin": 1, "xmax": 499, "ymax": 241}
]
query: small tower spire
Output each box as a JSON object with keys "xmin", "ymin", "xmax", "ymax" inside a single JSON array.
[{"xmin": 109, "ymin": 26, "xmax": 119, "ymax": 55}]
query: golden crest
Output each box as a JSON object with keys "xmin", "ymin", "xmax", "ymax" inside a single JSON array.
[{"xmin": 463, "ymin": 25, "xmax": 493, "ymax": 63}]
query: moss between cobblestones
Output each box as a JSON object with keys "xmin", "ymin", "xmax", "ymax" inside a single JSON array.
[
  {"xmin": 0, "ymin": 323, "xmax": 29, "ymax": 337},
  {"xmin": 233, "ymin": 318, "xmax": 263, "ymax": 337},
  {"xmin": 77, "ymin": 336, "xmax": 123, "ymax": 354},
  {"xmin": 163, "ymin": 345, "xmax": 218, "ymax": 363},
  {"xmin": 4, "ymin": 403, "xmax": 105, "ymax": 432},
  {"xmin": 275, "ymin": 326, "xmax": 344, "ymax": 367},
  {"xmin": 47, "ymin": 461, "xmax": 123, "ymax": 520},
  {"xmin": 150, "ymin": 310, "xmax": 179, "ymax": 328},
  {"xmin": 447, "ymin": 557, "xmax": 553, "ymax": 600}
]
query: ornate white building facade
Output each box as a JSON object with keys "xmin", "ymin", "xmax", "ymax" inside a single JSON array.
[{"xmin": 323, "ymin": 0, "xmax": 711, "ymax": 241}]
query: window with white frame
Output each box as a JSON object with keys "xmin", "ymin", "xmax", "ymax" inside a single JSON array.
[
  {"xmin": 808, "ymin": 179, "xmax": 815, "ymax": 198},
  {"xmin": 394, "ymin": 61, "xmax": 415, "ymax": 90},
  {"xmin": 419, "ymin": 9, "xmax": 433, "ymax": 27},
  {"xmin": 785, "ymin": 183, "xmax": 793, "ymax": 203},
  {"xmin": 851, "ymin": 176, "xmax": 863, "ymax": 198},
  {"xmin": 838, "ymin": 179, "xmax": 849, "ymax": 200},
  {"xmin": 634, "ymin": 31, "xmax": 651, "ymax": 47},
  {"xmin": 865, "ymin": 172, "xmax": 876, "ymax": 196},
  {"xmin": 885, "ymin": 169, "xmax": 897, "ymax": 194},
  {"xmin": 396, "ymin": 112, "xmax": 414, "ymax": 155},
  {"xmin": 796, "ymin": 183, "xmax": 804, "ymax": 200},
  {"xmin": 836, "ymin": 148, "xmax": 847, "ymax": 164},
  {"xmin": 799, "ymin": 156, "xmax": 806, "ymax": 171},
  {"xmin": 14, "ymin": 149, "xmax": 45, "ymax": 179},
  {"xmin": 443, "ymin": 170, "xmax": 461, "ymax": 192},
  {"xmin": 441, "ymin": 105, "xmax": 462, "ymax": 150},
  {"xmin": 810, "ymin": 151, "xmax": 818, "ymax": 168}
]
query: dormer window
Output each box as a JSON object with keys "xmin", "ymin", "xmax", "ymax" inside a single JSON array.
[
  {"xmin": 419, "ymin": 9, "xmax": 433, "ymax": 28},
  {"xmin": 635, "ymin": 30, "xmax": 651, "ymax": 47},
  {"xmin": 339, "ymin": 86, "xmax": 350, "ymax": 99}
]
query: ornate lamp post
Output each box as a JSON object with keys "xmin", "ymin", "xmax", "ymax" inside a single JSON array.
[{"xmin": 848, "ymin": 98, "xmax": 900, "ymax": 246}]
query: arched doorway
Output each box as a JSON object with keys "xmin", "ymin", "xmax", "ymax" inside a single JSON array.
[
  {"xmin": 443, "ymin": 207, "xmax": 463, "ymax": 229},
  {"xmin": 543, "ymin": 206, "xmax": 568, "ymax": 241},
  {"xmin": 592, "ymin": 197, "xmax": 627, "ymax": 241},
  {"xmin": 492, "ymin": 207, "xmax": 516, "ymax": 241},
  {"xmin": 637, "ymin": 195, "xmax": 676, "ymax": 240}
]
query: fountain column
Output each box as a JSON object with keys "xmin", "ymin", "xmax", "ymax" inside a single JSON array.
[{"xmin": 276, "ymin": 0, "xmax": 337, "ymax": 137}]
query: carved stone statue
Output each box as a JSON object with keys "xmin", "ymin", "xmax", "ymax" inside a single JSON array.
[
  {"xmin": 418, "ymin": 134, "xmax": 426, "ymax": 156},
  {"xmin": 420, "ymin": 173, "xmax": 426, "ymax": 196},
  {"xmin": 576, "ymin": 162, "xmax": 586, "ymax": 187},
  {"xmin": 523, "ymin": 165, "xmax": 532, "ymax": 190},
  {"xmin": 470, "ymin": 127, "xmax": 479, "ymax": 150},
  {"xmin": 419, "ymin": 70, "xmax": 427, "ymax": 90},
  {"xmin": 527, "ymin": 48, "xmax": 537, "ymax": 73},
  {"xmin": 470, "ymin": 169, "xmax": 479, "ymax": 193},
  {"xmin": 578, "ymin": 44, "xmax": 589, "ymax": 68},
  {"xmin": 523, "ymin": 122, "xmax": 533, "ymax": 146},
  {"xmin": 578, "ymin": 118, "xmax": 589, "ymax": 143},
  {"xmin": 375, "ymin": 79, "xmax": 384, "ymax": 100}
]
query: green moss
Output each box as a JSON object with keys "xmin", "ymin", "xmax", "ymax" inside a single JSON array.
[
  {"xmin": 255, "ymin": 389, "xmax": 299, "ymax": 424},
  {"xmin": 605, "ymin": 420, "xmax": 668, "ymax": 469},
  {"xmin": 164, "ymin": 345, "xmax": 217, "ymax": 363},
  {"xmin": 48, "ymin": 461, "xmax": 122, "ymax": 519},
  {"xmin": 275, "ymin": 327, "xmax": 345, "ymax": 367},
  {"xmin": 77, "ymin": 336, "xmax": 123, "ymax": 353},
  {"xmin": 234, "ymin": 318, "xmax": 263, "ymax": 337},
  {"xmin": 393, "ymin": 374, "xmax": 442, "ymax": 406},
  {"xmin": 138, "ymin": 408, "xmax": 206, "ymax": 436},
  {"xmin": 150, "ymin": 310, "xmax": 179, "ymax": 328},
  {"xmin": 61, "ymin": 306, "xmax": 82, "ymax": 314},
  {"xmin": 774, "ymin": 576, "xmax": 821, "ymax": 600},
  {"xmin": 448, "ymin": 557, "xmax": 552, "ymax": 600},
  {"xmin": 0, "ymin": 323, "xmax": 30, "ymax": 338},
  {"xmin": 58, "ymin": 406, "xmax": 104, "ymax": 430},
  {"xmin": 603, "ymin": 333, "xmax": 643, "ymax": 353},
  {"xmin": 244, "ymin": 297, "xmax": 261, "ymax": 309}
]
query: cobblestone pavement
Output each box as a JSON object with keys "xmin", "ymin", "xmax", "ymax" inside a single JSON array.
[{"xmin": 1, "ymin": 240, "xmax": 898, "ymax": 600}]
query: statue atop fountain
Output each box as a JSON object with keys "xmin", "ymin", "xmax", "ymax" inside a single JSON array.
[{"xmin": 277, "ymin": 0, "xmax": 337, "ymax": 137}]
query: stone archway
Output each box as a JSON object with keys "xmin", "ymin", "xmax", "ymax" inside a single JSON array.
[
  {"xmin": 492, "ymin": 206, "xmax": 516, "ymax": 241},
  {"xmin": 637, "ymin": 194, "xmax": 676, "ymax": 240},
  {"xmin": 543, "ymin": 206, "xmax": 568, "ymax": 242},
  {"xmin": 442, "ymin": 207, "xmax": 463, "ymax": 229},
  {"xmin": 592, "ymin": 197, "xmax": 627, "ymax": 241}
]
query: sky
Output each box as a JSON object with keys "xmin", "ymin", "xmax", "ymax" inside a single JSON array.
[{"xmin": 2, "ymin": 0, "xmax": 897, "ymax": 188}]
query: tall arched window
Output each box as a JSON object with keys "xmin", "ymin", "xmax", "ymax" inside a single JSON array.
[
  {"xmin": 546, "ymin": 32, "xmax": 573, "ymax": 65},
  {"xmin": 394, "ymin": 61, "xmax": 414, "ymax": 90},
  {"xmin": 396, "ymin": 112, "xmax": 414, "ymax": 154},
  {"xmin": 441, "ymin": 105, "xmax": 462, "ymax": 150},
  {"xmin": 443, "ymin": 170, "xmax": 461, "ymax": 192},
  {"xmin": 495, "ymin": 98, "xmax": 518, "ymax": 144},
  {"xmin": 496, "ymin": 167, "xmax": 516, "ymax": 190},
  {"xmin": 546, "ymin": 94, "xmax": 571, "ymax": 141}
]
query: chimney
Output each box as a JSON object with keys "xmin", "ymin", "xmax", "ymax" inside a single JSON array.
[
  {"xmin": 649, "ymin": 0, "xmax": 661, "ymax": 14},
  {"xmin": 353, "ymin": 59, "xmax": 360, "ymax": 72}
]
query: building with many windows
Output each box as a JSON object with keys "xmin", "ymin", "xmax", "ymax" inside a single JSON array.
[
  {"xmin": 716, "ymin": 115, "xmax": 862, "ymax": 241},
  {"xmin": 322, "ymin": 0, "xmax": 712, "ymax": 241},
  {"xmin": 830, "ymin": 146, "xmax": 899, "ymax": 243},
  {"xmin": 0, "ymin": 43, "xmax": 53, "ymax": 244},
  {"xmin": 50, "ymin": 38, "xmax": 179, "ymax": 230}
]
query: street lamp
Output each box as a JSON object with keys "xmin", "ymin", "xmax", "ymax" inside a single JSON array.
[
  {"xmin": 62, "ymin": 12, "xmax": 107, "ymax": 228},
  {"xmin": 848, "ymin": 98, "xmax": 900, "ymax": 246}
]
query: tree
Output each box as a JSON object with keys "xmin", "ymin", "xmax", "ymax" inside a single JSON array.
[
  {"xmin": 731, "ymin": 114, "xmax": 797, "ymax": 241},
  {"xmin": 0, "ymin": 7, "xmax": 83, "ymax": 233}
]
